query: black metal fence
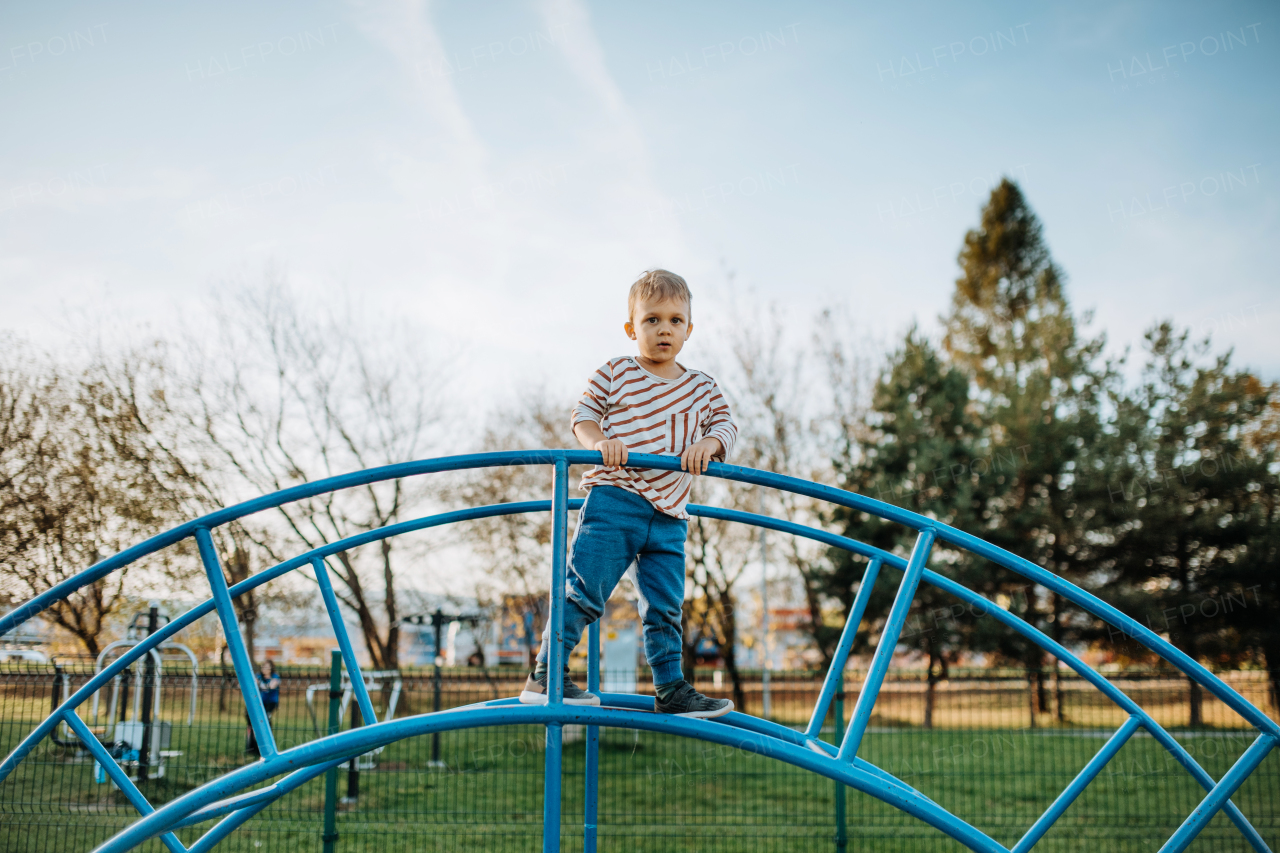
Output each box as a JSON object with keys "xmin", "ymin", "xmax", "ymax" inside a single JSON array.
[{"xmin": 1, "ymin": 662, "xmax": 1277, "ymax": 852}]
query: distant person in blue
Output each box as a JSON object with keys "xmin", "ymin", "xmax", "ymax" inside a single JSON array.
[{"xmin": 246, "ymin": 660, "xmax": 281, "ymax": 757}]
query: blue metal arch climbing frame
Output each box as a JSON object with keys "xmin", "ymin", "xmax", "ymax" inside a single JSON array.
[{"xmin": 0, "ymin": 450, "xmax": 1275, "ymax": 853}]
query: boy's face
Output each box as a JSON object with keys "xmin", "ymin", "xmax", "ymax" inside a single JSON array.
[{"xmin": 625, "ymin": 296, "xmax": 692, "ymax": 366}]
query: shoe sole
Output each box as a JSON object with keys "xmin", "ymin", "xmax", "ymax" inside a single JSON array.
[
  {"xmin": 658, "ymin": 699, "xmax": 734, "ymax": 719},
  {"xmin": 519, "ymin": 690, "xmax": 600, "ymax": 706}
]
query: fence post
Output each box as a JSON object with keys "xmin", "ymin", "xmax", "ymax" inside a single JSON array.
[
  {"xmin": 432, "ymin": 609, "xmax": 444, "ymax": 766},
  {"xmin": 323, "ymin": 649, "xmax": 341, "ymax": 853},
  {"xmin": 585, "ymin": 620, "xmax": 600, "ymax": 853},
  {"xmin": 834, "ymin": 670, "xmax": 847, "ymax": 852},
  {"xmin": 346, "ymin": 700, "xmax": 361, "ymax": 803},
  {"xmin": 543, "ymin": 456, "xmax": 569, "ymax": 853},
  {"xmin": 138, "ymin": 604, "xmax": 159, "ymax": 783}
]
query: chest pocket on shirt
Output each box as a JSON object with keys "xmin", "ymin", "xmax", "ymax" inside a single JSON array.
[{"xmin": 667, "ymin": 406, "xmax": 709, "ymax": 454}]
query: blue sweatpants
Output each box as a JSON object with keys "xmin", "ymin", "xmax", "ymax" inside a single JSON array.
[{"xmin": 536, "ymin": 485, "xmax": 687, "ymax": 685}]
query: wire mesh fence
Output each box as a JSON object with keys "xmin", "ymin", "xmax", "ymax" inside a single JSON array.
[{"xmin": 1, "ymin": 662, "xmax": 1277, "ymax": 852}]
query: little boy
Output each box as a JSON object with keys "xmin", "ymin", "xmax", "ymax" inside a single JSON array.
[{"xmin": 519, "ymin": 269, "xmax": 737, "ymax": 718}]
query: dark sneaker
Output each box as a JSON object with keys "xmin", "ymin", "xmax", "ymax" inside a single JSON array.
[
  {"xmin": 654, "ymin": 681, "xmax": 733, "ymax": 719},
  {"xmin": 519, "ymin": 670, "xmax": 600, "ymax": 706}
]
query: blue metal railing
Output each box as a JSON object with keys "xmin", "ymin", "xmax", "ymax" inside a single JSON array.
[{"xmin": 0, "ymin": 450, "xmax": 1275, "ymax": 853}]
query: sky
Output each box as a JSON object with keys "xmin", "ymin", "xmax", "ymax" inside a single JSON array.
[{"xmin": 2, "ymin": 0, "xmax": 1277, "ymax": 402}]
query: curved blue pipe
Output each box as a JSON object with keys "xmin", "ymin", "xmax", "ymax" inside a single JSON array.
[
  {"xmin": 8, "ymin": 495, "xmax": 1273, "ymax": 851},
  {"xmin": 694, "ymin": 504, "xmax": 1273, "ymax": 852},
  {"xmin": 90, "ymin": 703, "xmax": 1008, "ymax": 853},
  {"xmin": 2, "ymin": 451, "xmax": 1271, "ymax": 737},
  {"xmin": 35, "ymin": 497, "xmax": 1261, "ymax": 851},
  {"xmin": 4, "ymin": 450, "xmax": 1270, "ymax": 740},
  {"xmin": 0, "ymin": 500, "xmax": 558, "ymax": 783},
  {"xmin": 2, "ymin": 451, "xmax": 1273, "ymax": 853}
]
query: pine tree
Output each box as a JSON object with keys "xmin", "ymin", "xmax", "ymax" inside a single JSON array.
[
  {"xmin": 826, "ymin": 331, "xmax": 987, "ymax": 727},
  {"xmin": 1100, "ymin": 324, "xmax": 1277, "ymax": 724},
  {"xmin": 940, "ymin": 178, "xmax": 1112, "ymax": 723}
]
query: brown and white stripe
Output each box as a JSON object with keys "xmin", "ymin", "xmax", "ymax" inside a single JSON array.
[{"xmin": 572, "ymin": 356, "xmax": 738, "ymax": 519}]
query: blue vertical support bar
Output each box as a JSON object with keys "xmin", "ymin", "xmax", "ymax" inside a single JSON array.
[
  {"xmin": 543, "ymin": 456, "xmax": 569, "ymax": 853},
  {"xmin": 311, "ymin": 556, "xmax": 378, "ymax": 728},
  {"xmin": 1012, "ymin": 715, "xmax": 1143, "ymax": 852},
  {"xmin": 833, "ymin": 671, "xmax": 848, "ymax": 852},
  {"xmin": 806, "ymin": 557, "xmax": 882, "ymax": 740},
  {"xmin": 1159, "ymin": 734, "xmax": 1277, "ymax": 853},
  {"xmin": 195, "ymin": 527, "xmax": 277, "ymax": 759},
  {"xmin": 585, "ymin": 620, "xmax": 600, "ymax": 853},
  {"xmin": 63, "ymin": 712, "xmax": 188, "ymax": 853},
  {"xmin": 838, "ymin": 529, "xmax": 936, "ymax": 762}
]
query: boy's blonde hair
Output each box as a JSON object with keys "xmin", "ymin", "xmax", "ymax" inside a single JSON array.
[{"xmin": 628, "ymin": 269, "xmax": 692, "ymax": 322}]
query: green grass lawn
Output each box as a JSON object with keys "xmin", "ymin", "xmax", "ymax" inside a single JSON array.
[{"xmin": 2, "ymin": 696, "xmax": 1278, "ymax": 853}]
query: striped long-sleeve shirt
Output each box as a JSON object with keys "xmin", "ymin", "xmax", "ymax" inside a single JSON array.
[{"xmin": 572, "ymin": 356, "xmax": 738, "ymax": 519}]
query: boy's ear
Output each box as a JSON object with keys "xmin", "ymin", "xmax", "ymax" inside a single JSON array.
[{"xmin": 624, "ymin": 320, "xmax": 636, "ymax": 340}]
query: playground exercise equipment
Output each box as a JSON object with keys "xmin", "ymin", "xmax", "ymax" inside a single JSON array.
[
  {"xmin": 0, "ymin": 450, "xmax": 1275, "ymax": 853},
  {"xmin": 90, "ymin": 640, "xmax": 200, "ymax": 729},
  {"xmin": 403, "ymin": 608, "xmax": 485, "ymax": 766},
  {"xmin": 304, "ymin": 670, "xmax": 402, "ymax": 771},
  {"xmin": 81, "ymin": 608, "xmax": 198, "ymax": 784}
]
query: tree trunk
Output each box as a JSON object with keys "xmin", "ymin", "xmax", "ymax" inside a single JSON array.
[
  {"xmin": 1264, "ymin": 641, "xmax": 1280, "ymax": 718},
  {"xmin": 1188, "ymin": 677, "xmax": 1204, "ymax": 728},
  {"xmin": 1027, "ymin": 669, "xmax": 1038, "ymax": 729},
  {"xmin": 719, "ymin": 592, "xmax": 747, "ymax": 712},
  {"xmin": 1174, "ymin": 607, "xmax": 1203, "ymax": 727},
  {"xmin": 242, "ymin": 611, "xmax": 257, "ymax": 667},
  {"xmin": 1053, "ymin": 664, "xmax": 1065, "ymax": 723},
  {"xmin": 1021, "ymin": 586, "xmax": 1045, "ymax": 723},
  {"xmin": 380, "ymin": 539, "xmax": 400, "ymax": 671},
  {"xmin": 722, "ymin": 641, "xmax": 747, "ymax": 713},
  {"xmin": 798, "ymin": 565, "xmax": 833, "ymax": 668},
  {"xmin": 334, "ymin": 550, "xmax": 393, "ymax": 670},
  {"xmin": 79, "ymin": 631, "xmax": 102, "ymax": 660},
  {"xmin": 218, "ymin": 644, "xmax": 230, "ymax": 713},
  {"xmin": 50, "ymin": 600, "xmax": 106, "ymax": 659},
  {"xmin": 923, "ymin": 651, "xmax": 940, "ymax": 730},
  {"xmin": 679, "ymin": 605, "xmax": 698, "ymax": 686},
  {"xmin": 1050, "ymin": 594, "xmax": 1066, "ymax": 722},
  {"xmin": 1035, "ymin": 668, "xmax": 1050, "ymax": 713},
  {"xmin": 1175, "ymin": 548, "xmax": 1204, "ymax": 728},
  {"xmin": 226, "ymin": 542, "xmax": 258, "ymax": 665}
]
